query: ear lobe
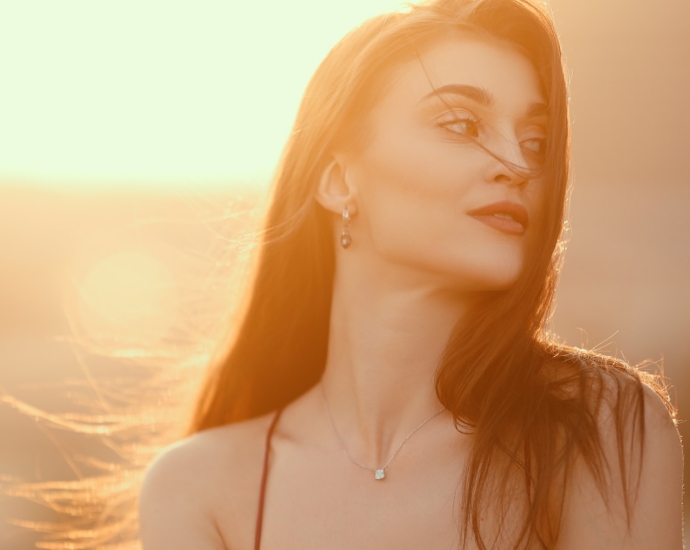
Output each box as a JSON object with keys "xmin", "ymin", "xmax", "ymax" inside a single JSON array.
[{"xmin": 314, "ymin": 158, "xmax": 357, "ymax": 216}]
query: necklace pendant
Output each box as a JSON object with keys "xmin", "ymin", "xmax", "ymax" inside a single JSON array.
[{"xmin": 374, "ymin": 469, "xmax": 385, "ymax": 480}]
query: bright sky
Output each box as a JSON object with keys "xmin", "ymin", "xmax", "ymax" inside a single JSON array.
[{"xmin": 0, "ymin": 0, "xmax": 411, "ymax": 189}]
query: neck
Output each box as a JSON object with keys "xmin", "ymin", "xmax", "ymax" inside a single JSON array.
[{"xmin": 320, "ymin": 255, "xmax": 474, "ymax": 467}]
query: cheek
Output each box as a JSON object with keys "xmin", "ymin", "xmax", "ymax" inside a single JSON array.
[
  {"xmin": 356, "ymin": 163, "xmax": 451, "ymax": 261},
  {"xmin": 351, "ymin": 129, "xmax": 475, "ymax": 250}
]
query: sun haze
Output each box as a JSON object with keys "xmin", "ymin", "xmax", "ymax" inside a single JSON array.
[{"xmin": 0, "ymin": 0, "xmax": 410, "ymax": 189}]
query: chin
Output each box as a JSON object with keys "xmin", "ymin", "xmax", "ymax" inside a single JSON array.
[
  {"xmin": 464, "ymin": 273, "xmax": 521, "ymax": 293},
  {"xmin": 439, "ymin": 251, "xmax": 525, "ymax": 293}
]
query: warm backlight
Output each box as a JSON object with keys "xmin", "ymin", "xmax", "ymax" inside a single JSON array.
[
  {"xmin": 0, "ymin": 0, "xmax": 410, "ymax": 189},
  {"xmin": 75, "ymin": 250, "xmax": 179, "ymax": 344}
]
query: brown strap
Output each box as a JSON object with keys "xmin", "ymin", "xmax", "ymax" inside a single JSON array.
[{"xmin": 254, "ymin": 407, "xmax": 284, "ymax": 550}]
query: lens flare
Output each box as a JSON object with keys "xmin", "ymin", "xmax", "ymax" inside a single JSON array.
[{"xmin": 75, "ymin": 251, "xmax": 178, "ymax": 344}]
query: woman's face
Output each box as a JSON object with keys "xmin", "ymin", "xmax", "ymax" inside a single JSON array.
[{"xmin": 345, "ymin": 35, "xmax": 548, "ymax": 292}]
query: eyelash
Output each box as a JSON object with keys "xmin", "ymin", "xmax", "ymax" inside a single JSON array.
[{"xmin": 438, "ymin": 112, "xmax": 480, "ymax": 139}]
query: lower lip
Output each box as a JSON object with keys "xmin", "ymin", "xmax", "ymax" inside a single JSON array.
[{"xmin": 470, "ymin": 214, "xmax": 525, "ymax": 235}]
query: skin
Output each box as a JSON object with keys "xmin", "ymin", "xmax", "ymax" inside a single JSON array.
[{"xmin": 138, "ymin": 36, "xmax": 683, "ymax": 550}]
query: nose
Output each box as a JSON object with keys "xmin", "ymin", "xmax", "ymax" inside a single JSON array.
[{"xmin": 482, "ymin": 135, "xmax": 530, "ymax": 188}]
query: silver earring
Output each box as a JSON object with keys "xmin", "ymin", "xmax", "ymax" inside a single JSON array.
[{"xmin": 340, "ymin": 207, "xmax": 352, "ymax": 249}]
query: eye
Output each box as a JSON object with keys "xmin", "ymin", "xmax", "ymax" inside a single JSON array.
[
  {"xmin": 438, "ymin": 112, "xmax": 480, "ymax": 139},
  {"xmin": 521, "ymin": 137, "xmax": 546, "ymax": 160}
]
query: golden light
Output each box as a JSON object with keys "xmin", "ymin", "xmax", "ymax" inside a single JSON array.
[
  {"xmin": 75, "ymin": 250, "xmax": 179, "ymax": 344},
  {"xmin": 0, "ymin": 0, "xmax": 410, "ymax": 190}
]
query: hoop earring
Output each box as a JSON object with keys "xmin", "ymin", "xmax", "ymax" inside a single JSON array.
[{"xmin": 340, "ymin": 207, "xmax": 352, "ymax": 249}]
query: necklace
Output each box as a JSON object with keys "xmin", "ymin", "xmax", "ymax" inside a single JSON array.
[{"xmin": 320, "ymin": 380, "xmax": 445, "ymax": 481}]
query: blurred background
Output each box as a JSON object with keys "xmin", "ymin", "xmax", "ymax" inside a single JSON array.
[{"xmin": 1, "ymin": 0, "xmax": 688, "ymax": 547}]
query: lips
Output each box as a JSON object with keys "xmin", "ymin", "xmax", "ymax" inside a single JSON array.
[{"xmin": 467, "ymin": 201, "xmax": 529, "ymax": 235}]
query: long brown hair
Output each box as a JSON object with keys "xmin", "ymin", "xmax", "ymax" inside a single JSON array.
[{"xmin": 191, "ymin": 0, "xmax": 672, "ymax": 548}]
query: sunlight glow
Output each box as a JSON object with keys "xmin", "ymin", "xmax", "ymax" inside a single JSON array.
[
  {"xmin": 0, "ymin": 0, "xmax": 411, "ymax": 188},
  {"xmin": 76, "ymin": 251, "xmax": 179, "ymax": 343}
]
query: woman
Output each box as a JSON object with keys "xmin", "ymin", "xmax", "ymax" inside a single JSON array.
[{"xmin": 139, "ymin": 0, "xmax": 683, "ymax": 548}]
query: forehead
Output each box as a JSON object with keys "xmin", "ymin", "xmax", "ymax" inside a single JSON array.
[{"xmin": 382, "ymin": 35, "xmax": 545, "ymax": 114}]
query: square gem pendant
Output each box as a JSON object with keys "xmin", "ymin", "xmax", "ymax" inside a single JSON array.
[{"xmin": 374, "ymin": 469, "xmax": 385, "ymax": 480}]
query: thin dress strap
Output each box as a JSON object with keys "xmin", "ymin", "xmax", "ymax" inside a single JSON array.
[{"xmin": 254, "ymin": 407, "xmax": 284, "ymax": 550}]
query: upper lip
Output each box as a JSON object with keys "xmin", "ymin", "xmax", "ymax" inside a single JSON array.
[{"xmin": 467, "ymin": 201, "xmax": 529, "ymax": 229}]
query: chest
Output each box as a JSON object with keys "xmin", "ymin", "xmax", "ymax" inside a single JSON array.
[
  {"xmin": 260, "ymin": 461, "xmax": 464, "ymax": 550},
  {"xmin": 213, "ymin": 431, "xmax": 467, "ymax": 549},
  {"xmin": 212, "ymin": 434, "xmax": 548, "ymax": 550}
]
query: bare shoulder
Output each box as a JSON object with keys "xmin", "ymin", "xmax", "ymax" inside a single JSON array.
[
  {"xmin": 139, "ymin": 412, "xmax": 277, "ymax": 550},
  {"xmin": 554, "ymin": 358, "xmax": 683, "ymax": 550}
]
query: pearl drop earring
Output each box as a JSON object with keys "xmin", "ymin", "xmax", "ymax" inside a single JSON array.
[{"xmin": 340, "ymin": 207, "xmax": 351, "ymax": 249}]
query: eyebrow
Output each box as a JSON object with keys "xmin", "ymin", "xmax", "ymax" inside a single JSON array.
[
  {"xmin": 421, "ymin": 83, "xmax": 549, "ymax": 117},
  {"xmin": 525, "ymin": 102, "xmax": 549, "ymax": 117},
  {"xmin": 422, "ymin": 84, "xmax": 494, "ymax": 106}
]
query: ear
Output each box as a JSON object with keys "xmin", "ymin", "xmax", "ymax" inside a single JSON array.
[{"xmin": 314, "ymin": 157, "xmax": 358, "ymax": 216}]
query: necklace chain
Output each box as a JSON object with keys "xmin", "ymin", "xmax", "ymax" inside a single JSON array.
[{"xmin": 319, "ymin": 380, "xmax": 445, "ymax": 480}]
